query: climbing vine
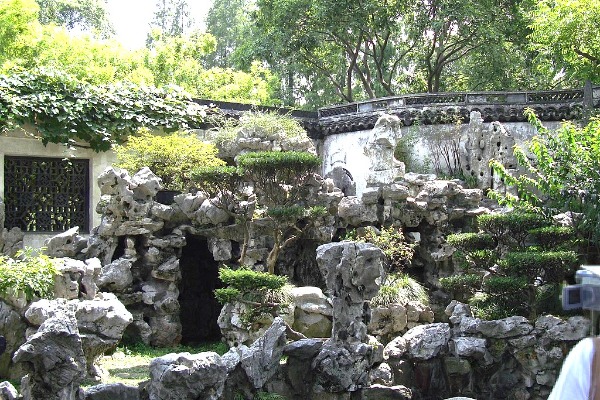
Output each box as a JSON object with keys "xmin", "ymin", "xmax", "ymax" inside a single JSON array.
[{"xmin": 0, "ymin": 67, "xmax": 211, "ymax": 152}]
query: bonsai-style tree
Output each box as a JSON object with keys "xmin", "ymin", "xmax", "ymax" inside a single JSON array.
[
  {"xmin": 191, "ymin": 165, "xmax": 254, "ymax": 263},
  {"xmin": 237, "ymin": 151, "xmax": 322, "ymax": 274},
  {"xmin": 114, "ymin": 129, "xmax": 225, "ymax": 191},
  {"xmin": 441, "ymin": 212, "xmax": 578, "ymax": 319}
]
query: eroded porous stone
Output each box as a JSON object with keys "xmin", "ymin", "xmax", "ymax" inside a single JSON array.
[
  {"xmin": 24, "ymin": 295, "xmax": 132, "ymax": 379},
  {"xmin": 0, "ymin": 381, "xmax": 19, "ymax": 400},
  {"xmin": 147, "ymin": 352, "xmax": 227, "ymax": 400},
  {"xmin": 312, "ymin": 241, "xmax": 384, "ymax": 393},
  {"xmin": 13, "ymin": 309, "xmax": 86, "ymax": 400},
  {"xmin": 291, "ymin": 286, "xmax": 332, "ymax": 338},
  {"xmin": 44, "ymin": 227, "xmax": 88, "ymax": 259},
  {"xmin": 84, "ymin": 383, "xmax": 140, "ymax": 400},
  {"xmin": 0, "ymin": 301, "xmax": 27, "ymax": 380}
]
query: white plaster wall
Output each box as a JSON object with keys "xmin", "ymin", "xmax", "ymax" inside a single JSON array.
[
  {"xmin": 0, "ymin": 126, "xmax": 116, "ymax": 247},
  {"xmin": 321, "ymin": 119, "xmax": 561, "ymax": 197}
]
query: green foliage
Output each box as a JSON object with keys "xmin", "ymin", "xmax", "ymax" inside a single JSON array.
[
  {"xmin": 255, "ymin": 392, "xmax": 287, "ymax": 400},
  {"xmin": 0, "ymin": 67, "xmax": 210, "ymax": 152},
  {"xmin": 447, "ymin": 233, "xmax": 495, "ymax": 251},
  {"xmin": 490, "ymin": 111, "xmax": 600, "ymax": 259},
  {"xmin": 214, "ymin": 287, "xmax": 241, "ymax": 304},
  {"xmin": 238, "ymin": 151, "xmax": 320, "ymax": 177},
  {"xmin": 0, "ymin": 247, "xmax": 58, "ymax": 301},
  {"xmin": 115, "ymin": 130, "xmax": 224, "ymax": 191},
  {"xmin": 371, "ymin": 273, "xmax": 429, "ymax": 307},
  {"xmin": 529, "ymin": 0, "xmax": 600, "ymax": 85},
  {"xmin": 345, "ymin": 226, "xmax": 414, "ymax": 273},
  {"xmin": 477, "ymin": 212, "xmax": 549, "ymax": 247},
  {"xmin": 469, "ymin": 292, "xmax": 520, "ymax": 320},
  {"xmin": 439, "ymin": 274, "xmax": 481, "ymax": 300},
  {"xmin": 218, "ymin": 267, "xmax": 288, "ymax": 293},
  {"xmin": 35, "ymin": 0, "xmax": 114, "ymax": 36},
  {"xmin": 499, "ymin": 251, "xmax": 577, "ymax": 284},
  {"xmin": 215, "ymin": 267, "xmax": 291, "ymax": 325},
  {"xmin": 528, "ymin": 226, "xmax": 576, "ymax": 250}
]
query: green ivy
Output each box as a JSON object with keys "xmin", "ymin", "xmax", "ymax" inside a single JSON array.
[
  {"xmin": 0, "ymin": 67, "xmax": 211, "ymax": 152},
  {"xmin": 0, "ymin": 248, "xmax": 58, "ymax": 301}
]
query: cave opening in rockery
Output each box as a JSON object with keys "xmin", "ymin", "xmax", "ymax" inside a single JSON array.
[{"xmin": 178, "ymin": 235, "xmax": 223, "ymax": 344}]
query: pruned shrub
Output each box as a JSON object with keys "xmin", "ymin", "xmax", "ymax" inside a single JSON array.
[
  {"xmin": 447, "ymin": 232, "xmax": 495, "ymax": 250},
  {"xmin": 439, "ymin": 273, "xmax": 481, "ymax": 301},
  {"xmin": 477, "ymin": 212, "xmax": 549, "ymax": 247},
  {"xmin": 528, "ymin": 226, "xmax": 577, "ymax": 250}
]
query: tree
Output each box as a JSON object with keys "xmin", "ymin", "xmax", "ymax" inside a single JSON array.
[
  {"xmin": 529, "ymin": 0, "xmax": 600, "ymax": 86},
  {"xmin": 35, "ymin": 0, "xmax": 114, "ymax": 37},
  {"xmin": 253, "ymin": 0, "xmax": 415, "ymax": 103},
  {"xmin": 237, "ymin": 151, "xmax": 322, "ymax": 274},
  {"xmin": 490, "ymin": 110, "xmax": 600, "ymax": 260},
  {"xmin": 148, "ymin": 0, "xmax": 193, "ymax": 43},
  {"xmin": 204, "ymin": 0, "xmax": 254, "ymax": 69},
  {"xmin": 0, "ymin": 0, "xmax": 151, "ymax": 85}
]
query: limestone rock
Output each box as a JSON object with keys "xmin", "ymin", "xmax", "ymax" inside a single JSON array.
[
  {"xmin": 44, "ymin": 227, "xmax": 87, "ymax": 259},
  {"xmin": 13, "ymin": 310, "xmax": 86, "ymax": 400},
  {"xmin": 368, "ymin": 305, "xmax": 408, "ymax": 342},
  {"xmin": 313, "ymin": 241, "xmax": 385, "ymax": 393},
  {"xmin": 53, "ymin": 257, "xmax": 101, "ymax": 300},
  {"xmin": 337, "ymin": 197, "xmax": 378, "ymax": 226},
  {"xmin": 291, "ymin": 287, "xmax": 332, "ymax": 338},
  {"xmin": 535, "ymin": 315, "xmax": 589, "ymax": 342},
  {"xmin": 75, "ymin": 293, "xmax": 133, "ymax": 376},
  {"xmin": 131, "ymin": 167, "xmax": 162, "ymax": 200},
  {"xmin": 97, "ymin": 257, "xmax": 134, "ymax": 292},
  {"xmin": 478, "ymin": 316, "xmax": 533, "ymax": 338},
  {"xmin": 362, "ymin": 384, "xmax": 412, "ymax": 400},
  {"xmin": 0, "ymin": 301, "xmax": 27, "ymax": 380},
  {"xmin": 239, "ymin": 317, "xmax": 287, "ymax": 389},
  {"xmin": 403, "ymin": 323, "xmax": 451, "ymax": 360},
  {"xmin": 0, "ymin": 381, "xmax": 18, "ymax": 400},
  {"xmin": 84, "ymin": 383, "xmax": 140, "ymax": 400},
  {"xmin": 148, "ymin": 352, "xmax": 227, "ymax": 400}
]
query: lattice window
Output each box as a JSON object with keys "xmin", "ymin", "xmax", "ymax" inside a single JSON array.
[{"xmin": 4, "ymin": 157, "xmax": 90, "ymax": 232}]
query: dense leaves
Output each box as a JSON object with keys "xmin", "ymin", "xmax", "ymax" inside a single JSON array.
[
  {"xmin": 0, "ymin": 68, "xmax": 210, "ymax": 152},
  {"xmin": 490, "ymin": 110, "xmax": 600, "ymax": 258},
  {"xmin": 0, "ymin": 248, "xmax": 58, "ymax": 301},
  {"xmin": 114, "ymin": 129, "xmax": 224, "ymax": 190}
]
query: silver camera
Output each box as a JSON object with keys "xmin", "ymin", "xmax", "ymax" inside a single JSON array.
[{"xmin": 562, "ymin": 265, "xmax": 600, "ymax": 311}]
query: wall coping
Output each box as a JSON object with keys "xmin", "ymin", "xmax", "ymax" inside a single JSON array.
[{"xmin": 198, "ymin": 83, "xmax": 600, "ymax": 139}]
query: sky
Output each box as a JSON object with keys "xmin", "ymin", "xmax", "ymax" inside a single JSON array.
[{"xmin": 105, "ymin": 0, "xmax": 214, "ymax": 49}]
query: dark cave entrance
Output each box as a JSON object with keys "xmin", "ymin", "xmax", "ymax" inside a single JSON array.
[{"xmin": 178, "ymin": 235, "xmax": 222, "ymax": 344}]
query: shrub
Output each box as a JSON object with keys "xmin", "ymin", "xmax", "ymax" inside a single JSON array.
[
  {"xmin": 528, "ymin": 226, "xmax": 577, "ymax": 250},
  {"xmin": 447, "ymin": 233, "xmax": 495, "ymax": 250},
  {"xmin": 371, "ymin": 273, "xmax": 428, "ymax": 307},
  {"xmin": 115, "ymin": 129, "xmax": 225, "ymax": 191},
  {"xmin": 490, "ymin": 110, "xmax": 600, "ymax": 260},
  {"xmin": 217, "ymin": 267, "xmax": 288, "ymax": 293},
  {"xmin": 499, "ymin": 250, "xmax": 578, "ymax": 284},
  {"xmin": 0, "ymin": 248, "xmax": 58, "ymax": 301},
  {"xmin": 439, "ymin": 274, "xmax": 481, "ymax": 299},
  {"xmin": 345, "ymin": 226, "xmax": 414, "ymax": 273},
  {"xmin": 215, "ymin": 267, "xmax": 291, "ymax": 326},
  {"xmin": 477, "ymin": 212, "xmax": 549, "ymax": 247}
]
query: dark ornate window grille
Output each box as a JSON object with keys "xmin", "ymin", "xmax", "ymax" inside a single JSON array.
[{"xmin": 4, "ymin": 156, "xmax": 90, "ymax": 232}]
